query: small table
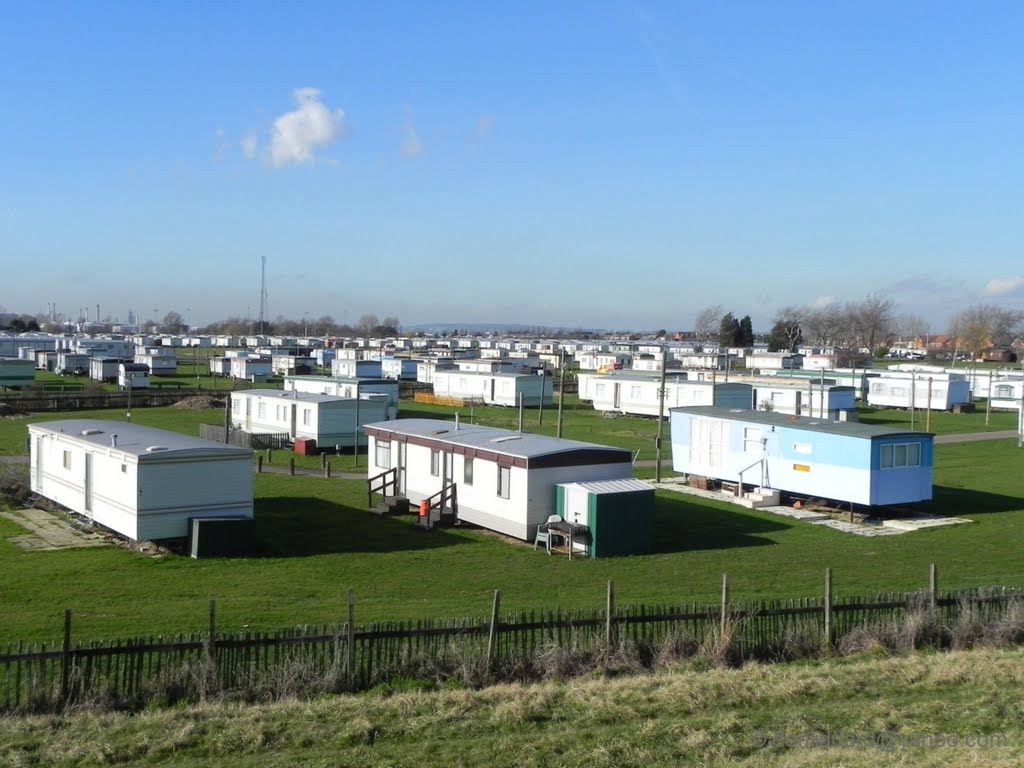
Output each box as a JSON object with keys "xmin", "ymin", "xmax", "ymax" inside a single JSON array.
[{"xmin": 547, "ymin": 520, "xmax": 590, "ymax": 560}]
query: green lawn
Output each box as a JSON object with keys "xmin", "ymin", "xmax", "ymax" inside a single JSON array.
[{"xmin": 1, "ymin": 398, "xmax": 1023, "ymax": 644}]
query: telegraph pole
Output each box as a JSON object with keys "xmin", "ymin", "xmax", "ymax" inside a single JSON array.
[
  {"xmin": 556, "ymin": 348, "xmax": 566, "ymax": 438},
  {"xmin": 655, "ymin": 347, "xmax": 668, "ymax": 483}
]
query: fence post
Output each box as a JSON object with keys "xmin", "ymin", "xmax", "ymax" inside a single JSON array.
[
  {"xmin": 823, "ymin": 568, "xmax": 833, "ymax": 652},
  {"xmin": 605, "ymin": 580, "xmax": 615, "ymax": 647},
  {"xmin": 321, "ymin": 452, "xmax": 327, "ymax": 469},
  {"xmin": 720, "ymin": 574, "xmax": 730, "ymax": 636},
  {"xmin": 266, "ymin": 448, "xmax": 272, "ymax": 465},
  {"xmin": 325, "ymin": 461, "xmax": 331, "ymax": 479},
  {"xmin": 487, "ymin": 590, "xmax": 501, "ymax": 672},
  {"xmin": 288, "ymin": 457, "xmax": 295, "ymax": 476},
  {"xmin": 929, "ymin": 563, "xmax": 938, "ymax": 610},
  {"xmin": 207, "ymin": 598, "xmax": 218, "ymax": 696},
  {"xmin": 60, "ymin": 609, "xmax": 72, "ymax": 706},
  {"xmin": 256, "ymin": 455, "xmax": 263, "ymax": 473},
  {"xmin": 346, "ymin": 589, "xmax": 355, "ymax": 686}
]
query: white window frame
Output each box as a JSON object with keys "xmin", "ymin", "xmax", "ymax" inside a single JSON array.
[
  {"xmin": 376, "ymin": 441, "xmax": 391, "ymax": 469},
  {"xmin": 880, "ymin": 442, "xmax": 921, "ymax": 469},
  {"xmin": 63, "ymin": 450, "xmax": 72, "ymax": 470},
  {"xmin": 497, "ymin": 465, "xmax": 510, "ymax": 499}
]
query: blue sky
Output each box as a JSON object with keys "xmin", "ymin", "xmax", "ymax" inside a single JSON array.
[{"xmin": 2, "ymin": 1, "xmax": 1023, "ymax": 332}]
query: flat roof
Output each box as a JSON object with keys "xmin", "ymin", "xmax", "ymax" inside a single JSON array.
[
  {"xmin": 364, "ymin": 418, "xmax": 630, "ymax": 461},
  {"xmin": 231, "ymin": 389, "xmax": 353, "ymax": 404},
  {"xmin": 28, "ymin": 420, "xmax": 252, "ymax": 459},
  {"xmin": 559, "ymin": 478, "xmax": 654, "ymax": 495},
  {"xmin": 283, "ymin": 375, "xmax": 395, "ymax": 385},
  {"xmin": 670, "ymin": 406, "xmax": 930, "ymax": 440}
]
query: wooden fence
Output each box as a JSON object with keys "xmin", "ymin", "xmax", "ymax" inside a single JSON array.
[
  {"xmin": 198, "ymin": 425, "xmax": 290, "ymax": 450},
  {"xmin": 2, "ymin": 574, "xmax": 1022, "ymax": 712},
  {"xmin": 0, "ymin": 389, "xmax": 201, "ymax": 413}
]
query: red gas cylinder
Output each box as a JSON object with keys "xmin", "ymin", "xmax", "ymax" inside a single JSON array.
[{"xmin": 419, "ymin": 500, "xmax": 429, "ymax": 517}]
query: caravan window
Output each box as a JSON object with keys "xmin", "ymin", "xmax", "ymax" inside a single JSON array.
[
  {"xmin": 258, "ymin": 402, "xmax": 266, "ymax": 418},
  {"xmin": 63, "ymin": 450, "xmax": 71, "ymax": 470},
  {"xmin": 630, "ymin": 385, "xmax": 642, "ymax": 400},
  {"xmin": 995, "ymin": 384, "xmax": 1014, "ymax": 398},
  {"xmin": 881, "ymin": 442, "xmax": 921, "ymax": 469},
  {"xmin": 497, "ymin": 466, "xmax": 510, "ymax": 499},
  {"xmin": 430, "ymin": 450, "xmax": 440, "ymax": 477},
  {"xmin": 594, "ymin": 383, "xmax": 606, "ymax": 398},
  {"xmin": 375, "ymin": 441, "xmax": 391, "ymax": 469},
  {"xmin": 232, "ymin": 399, "xmax": 240, "ymax": 413},
  {"xmin": 464, "ymin": 457, "xmax": 474, "ymax": 486},
  {"xmin": 303, "ymin": 409, "xmax": 311, "ymax": 426}
]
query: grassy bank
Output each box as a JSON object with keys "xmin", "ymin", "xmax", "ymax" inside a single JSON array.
[{"xmin": 1, "ymin": 647, "xmax": 1021, "ymax": 766}]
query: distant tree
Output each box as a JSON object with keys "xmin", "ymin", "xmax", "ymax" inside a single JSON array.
[
  {"xmin": 738, "ymin": 315, "xmax": 754, "ymax": 347},
  {"xmin": 802, "ymin": 305, "xmax": 845, "ymax": 347},
  {"xmin": 357, "ymin": 314, "xmax": 379, "ymax": 335},
  {"xmin": 894, "ymin": 312, "xmax": 930, "ymax": 343},
  {"xmin": 849, "ymin": 293, "xmax": 894, "ymax": 353},
  {"xmin": 718, "ymin": 312, "xmax": 741, "ymax": 347},
  {"xmin": 693, "ymin": 304, "xmax": 722, "ymax": 352},
  {"xmin": 161, "ymin": 310, "xmax": 187, "ymax": 334},
  {"xmin": 949, "ymin": 304, "xmax": 1024, "ymax": 359},
  {"xmin": 768, "ymin": 307, "xmax": 804, "ymax": 352},
  {"xmin": 8, "ymin": 315, "xmax": 39, "ymax": 332}
]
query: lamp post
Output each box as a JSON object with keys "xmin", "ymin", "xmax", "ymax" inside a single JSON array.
[{"xmin": 126, "ymin": 373, "xmax": 135, "ymax": 422}]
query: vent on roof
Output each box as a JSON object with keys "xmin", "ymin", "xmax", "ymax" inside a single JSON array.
[
  {"xmin": 80, "ymin": 429, "xmax": 103, "ymax": 436},
  {"xmin": 145, "ymin": 446, "xmax": 168, "ymax": 453},
  {"xmin": 491, "ymin": 435, "xmax": 522, "ymax": 444},
  {"xmin": 433, "ymin": 429, "xmax": 449, "ymax": 435}
]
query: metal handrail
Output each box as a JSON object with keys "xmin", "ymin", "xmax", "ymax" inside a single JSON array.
[{"xmin": 367, "ymin": 467, "xmax": 398, "ymax": 507}]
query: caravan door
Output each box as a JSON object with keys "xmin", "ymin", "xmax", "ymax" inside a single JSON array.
[{"xmin": 397, "ymin": 441, "xmax": 407, "ymax": 495}]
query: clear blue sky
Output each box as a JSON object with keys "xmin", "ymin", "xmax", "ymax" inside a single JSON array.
[{"xmin": 2, "ymin": 1, "xmax": 1023, "ymax": 332}]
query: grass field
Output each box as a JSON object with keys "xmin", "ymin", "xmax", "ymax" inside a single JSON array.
[
  {"xmin": 0, "ymin": 398, "xmax": 1022, "ymax": 643},
  {"xmin": 1, "ymin": 647, "xmax": 1021, "ymax": 766}
]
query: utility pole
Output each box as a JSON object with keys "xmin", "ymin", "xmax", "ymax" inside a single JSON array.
[
  {"xmin": 556, "ymin": 348, "xmax": 566, "ymax": 438},
  {"xmin": 655, "ymin": 346, "xmax": 668, "ymax": 483}
]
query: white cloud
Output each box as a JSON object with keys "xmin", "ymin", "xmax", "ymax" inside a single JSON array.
[
  {"xmin": 982, "ymin": 275, "xmax": 1024, "ymax": 297},
  {"xmin": 267, "ymin": 87, "xmax": 346, "ymax": 168},
  {"xmin": 401, "ymin": 118, "xmax": 423, "ymax": 158},
  {"xmin": 240, "ymin": 135, "xmax": 258, "ymax": 160},
  {"xmin": 812, "ymin": 295, "xmax": 837, "ymax": 308}
]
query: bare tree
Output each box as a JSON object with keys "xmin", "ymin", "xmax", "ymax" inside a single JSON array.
[
  {"xmin": 769, "ymin": 306, "xmax": 805, "ymax": 352},
  {"xmin": 161, "ymin": 310, "xmax": 186, "ymax": 334},
  {"xmin": 802, "ymin": 305, "xmax": 845, "ymax": 348},
  {"xmin": 949, "ymin": 304, "xmax": 1024, "ymax": 359},
  {"xmin": 692, "ymin": 304, "xmax": 722, "ymax": 352},
  {"xmin": 894, "ymin": 312, "xmax": 931, "ymax": 343},
  {"xmin": 849, "ymin": 293, "xmax": 894, "ymax": 353},
  {"xmin": 357, "ymin": 314, "xmax": 379, "ymax": 335}
]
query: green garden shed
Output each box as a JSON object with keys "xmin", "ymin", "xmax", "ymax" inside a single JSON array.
[{"xmin": 554, "ymin": 479, "xmax": 656, "ymax": 558}]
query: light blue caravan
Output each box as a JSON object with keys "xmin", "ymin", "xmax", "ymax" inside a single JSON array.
[{"xmin": 670, "ymin": 406, "xmax": 933, "ymax": 506}]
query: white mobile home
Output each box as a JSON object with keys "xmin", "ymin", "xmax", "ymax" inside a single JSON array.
[
  {"xmin": 583, "ymin": 373, "xmax": 754, "ymax": 416},
  {"xmin": 735, "ymin": 376, "xmax": 857, "ymax": 420},
  {"xmin": 671, "ymin": 406, "xmax": 934, "ymax": 507},
  {"xmin": 231, "ymin": 390, "xmax": 389, "ymax": 448},
  {"xmin": 135, "ymin": 352, "xmax": 177, "ymax": 377},
  {"xmin": 56, "ymin": 352, "xmax": 90, "ymax": 376},
  {"xmin": 364, "ymin": 419, "xmax": 634, "ymax": 540},
  {"xmin": 332, "ymin": 358, "xmax": 383, "ymax": 378},
  {"xmin": 229, "ymin": 356, "xmax": 272, "ymax": 381},
  {"xmin": 989, "ymin": 379, "xmax": 1024, "ymax": 411},
  {"xmin": 577, "ymin": 351, "xmax": 631, "ymax": 371},
  {"xmin": 748, "ymin": 352, "xmax": 804, "ymax": 371},
  {"xmin": 119, "ymin": 363, "xmax": 150, "ymax": 389},
  {"xmin": 432, "ymin": 370, "xmax": 554, "ymax": 407},
  {"xmin": 89, "ymin": 357, "xmax": 127, "ymax": 384},
  {"xmin": 28, "ymin": 420, "xmax": 253, "ymax": 541},
  {"xmin": 380, "ymin": 357, "xmax": 419, "ymax": 380},
  {"xmin": 35, "ymin": 350, "xmax": 58, "ymax": 371},
  {"xmin": 271, "ymin": 354, "xmax": 315, "ymax": 376},
  {"xmin": 283, "ymin": 375, "xmax": 400, "ymax": 419},
  {"xmin": 416, "ymin": 358, "xmax": 456, "ymax": 384},
  {"xmin": 866, "ymin": 372, "xmax": 971, "ymax": 411},
  {"xmin": 208, "ymin": 356, "xmax": 231, "ymax": 377}
]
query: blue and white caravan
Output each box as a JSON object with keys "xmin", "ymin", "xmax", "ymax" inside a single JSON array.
[{"xmin": 670, "ymin": 406, "xmax": 933, "ymax": 506}]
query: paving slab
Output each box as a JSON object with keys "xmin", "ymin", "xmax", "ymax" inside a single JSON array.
[{"xmin": 1, "ymin": 508, "xmax": 108, "ymax": 551}]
